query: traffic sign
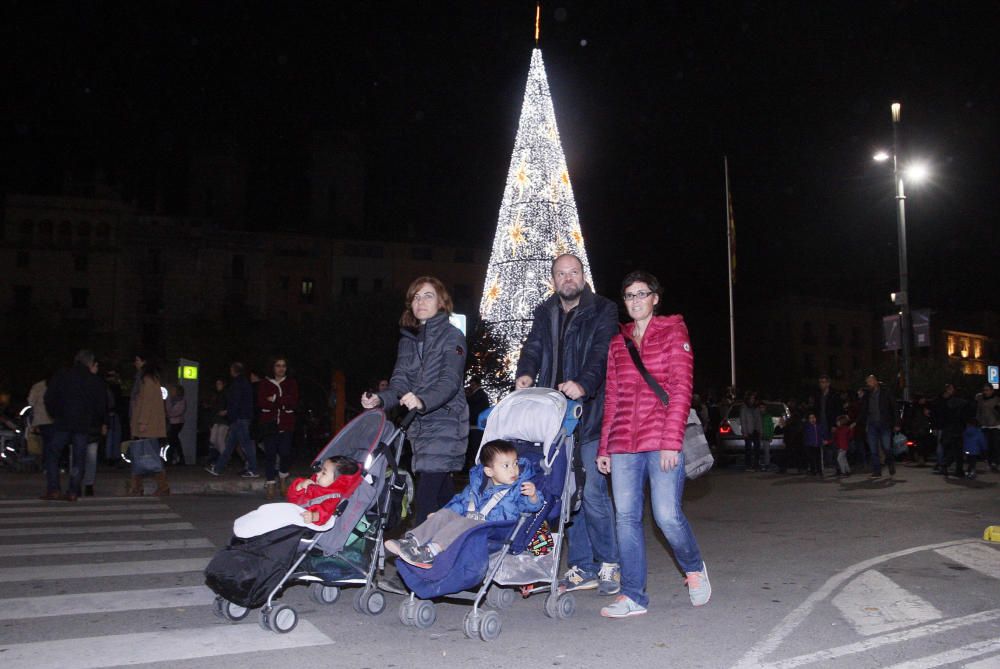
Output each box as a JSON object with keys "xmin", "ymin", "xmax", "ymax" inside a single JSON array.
[{"xmin": 989, "ymin": 365, "xmax": 999, "ymax": 388}]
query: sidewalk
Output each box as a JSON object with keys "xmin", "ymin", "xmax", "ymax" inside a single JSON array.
[{"xmin": 0, "ymin": 462, "xmax": 270, "ymax": 498}]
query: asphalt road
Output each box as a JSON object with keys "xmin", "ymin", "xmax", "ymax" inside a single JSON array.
[{"xmin": 1, "ymin": 464, "xmax": 998, "ymax": 669}]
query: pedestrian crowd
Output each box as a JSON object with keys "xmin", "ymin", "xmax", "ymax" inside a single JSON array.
[{"xmin": 706, "ymin": 374, "xmax": 1000, "ymax": 481}]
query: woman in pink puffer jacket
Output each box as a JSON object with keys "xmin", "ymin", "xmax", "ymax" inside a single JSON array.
[{"xmin": 596, "ymin": 270, "xmax": 710, "ymax": 618}]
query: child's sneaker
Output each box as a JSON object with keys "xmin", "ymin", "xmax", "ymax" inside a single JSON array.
[
  {"xmin": 559, "ymin": 565, "xmax": 598, "ymax": 591},
  {"xmin": 597, "ymin": 562, "xmax": 621, "ymax": 595},
  {"xmin": 600, "ymin": 595, "xmax": 647, "ymax": 618},
  {"xmin": 399, "ymin": 542, "xmax": 436, "ymax": 569},
  {"xmin": 685, "ymin": 562, "xmax": 712, "ymax": 606}
]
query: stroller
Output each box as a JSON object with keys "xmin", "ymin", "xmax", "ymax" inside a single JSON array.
[
  {"xmin": 395, "ymin": 388, "xmax": 580, "ymax": 641},
  {"xmin": 204, "ymin": 409, "xmax": 412, "ymax": 633}
]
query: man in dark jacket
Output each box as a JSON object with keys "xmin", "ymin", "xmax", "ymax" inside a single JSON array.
[
  {"xmin": 935, "ymin": 383, "xmax": 970, "ymax": 477},
  {"xmin": 42, "ymin": 349, "xmax": 107, "ymax": 501},
  {"xmin": 856, "ymin": 374, "xmax": 897, "ymax": 478},
  {"xmin": 515, "ymin": 254, "xmax": 620, "ymax": 595},
  {"xmin": 817, "ymin": 374, "xmax": 841, "ymax": 469},
  {"xmin": 206, "ymin": 361, "xmax": 259, "ymax": 477}
]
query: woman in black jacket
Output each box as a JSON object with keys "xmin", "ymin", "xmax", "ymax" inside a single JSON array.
[{"xmin": 362, "ymin": 276, "xmax": 469, "ymax": 525}]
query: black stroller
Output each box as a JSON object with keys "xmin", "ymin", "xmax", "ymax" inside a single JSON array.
[{"xmin": 204, "ymin": 409, "xmax": 411, "ymax": 633}]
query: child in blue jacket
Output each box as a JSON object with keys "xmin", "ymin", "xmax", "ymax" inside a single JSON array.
[
  {"xmin": 963, "ymin": 418, "xmax": 987, "ymax": 480},
  {"xmin": 385, "ymin": 439, "xmax": 541, "ymax": 568}
]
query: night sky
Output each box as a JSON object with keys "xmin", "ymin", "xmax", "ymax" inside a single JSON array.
[{"xmin": 4, "ymin": 1, "xmax": 999, "ymax": 380}]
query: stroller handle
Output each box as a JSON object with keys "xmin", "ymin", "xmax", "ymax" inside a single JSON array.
[{"xmin": 398, "ymin": 409, "xmax": 417, "ymax": 431}]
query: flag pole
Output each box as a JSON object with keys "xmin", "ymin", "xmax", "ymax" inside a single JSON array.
[{"xmin": 725, "ymin": 156, "xmax": 736, "ymax": 388}]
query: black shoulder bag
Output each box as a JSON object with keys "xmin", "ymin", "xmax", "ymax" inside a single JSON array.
[{"xmin": 623, "ymin": 339, "xmax": 714, "ymax": 479}]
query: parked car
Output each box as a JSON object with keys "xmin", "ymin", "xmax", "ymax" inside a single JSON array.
[{"xmin": 716, "ymin": 401, "xmax": 791, "ymax": 467}]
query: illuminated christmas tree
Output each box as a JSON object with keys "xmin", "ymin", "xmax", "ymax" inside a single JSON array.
[{"xmin": 473, "ymin": 48, "xmax": 594, "ymax": 400}]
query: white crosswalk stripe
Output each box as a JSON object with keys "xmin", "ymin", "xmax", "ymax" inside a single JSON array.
[
  {"xmin": 831, "ymin": 569, "xmax": 942, "ymax": 636},
  {"xmin": 0, "ymin": 497, "xmax": 162, "ymax": 506},
  {"xmin": 0, "ymin": 621, "xmax": 334, "ymax": 669},
  {"xmin": 0, "ymin": 537, "xmax": 214, "ymax": 557},
  {"xmin": 936, "ymin": 543, "xmax": 1000, "ymax": 581},
  {"xmin": 0, "ymin": 500, "xmax": 335, "ymax": 667},
  {"xmin": 4, "ymin": 521, "xmax": 195, "ymax": 536}
]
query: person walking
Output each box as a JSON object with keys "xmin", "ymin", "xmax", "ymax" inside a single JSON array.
[
  {"xmin": 857, "ymin": 374, "xmax": 897, "ymax": 479},
  {"xmin": 596, "ymin": 270, "xmax": 710, "ymax": 618},
  {"xmin": 740, "ymin": 393, "xmax": 763, "ymax": 471},
  {"xmin": 362, "ymin": 276, "xmax": 468, "ymax": 526},
  {"xmin": 258, "ymin": 356, "xmax": 300, "ymax": 499},
  {"xmin": 26, "ymin": 375, "xmax": 55, "ymax": 471},
  {"xmin": 165, "ymin": 385, "xmax": 187, "ymax": 465},
  {"xmin": 41, "ymin": 350, "xmax": 107, "ymax": 501},
  {"xmin": 205, "ymin": 362, "xmax": 259, "ymax": 478},
  {"xmin": 207, "ymin": 378, "xmax": 231, "ymax": 468},
  {"xmin": 975, "ymin": 384, "xmax": 1000, "ymax": 473},
  {"xmin": 129, "ymin": 358, "xmax": 169, "ymax": 495},
  {"xmin": 515, "ymin": 254, "xmax": 621, "ymax": 595}
]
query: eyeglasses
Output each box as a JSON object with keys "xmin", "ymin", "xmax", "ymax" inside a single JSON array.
[{"xmin": 623, "ymin": 290, "xmax": 655, "ymax": 302}]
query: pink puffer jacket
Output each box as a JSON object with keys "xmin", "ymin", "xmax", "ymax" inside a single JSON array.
[{"xmin": 598, "ymin": 314, "xmax": 694, "ymax": 456}]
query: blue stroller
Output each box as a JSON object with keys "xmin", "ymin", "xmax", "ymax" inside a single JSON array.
[
  {"xmin": 396, "ymin": 388, "xmax": 580, "ymax": 641},
  {"xmin": 205, "ymin": 409, "xmax": 412, "ymax": 633}
]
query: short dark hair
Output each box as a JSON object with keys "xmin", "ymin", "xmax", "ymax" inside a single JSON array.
[
  {"xmin": 480, "ymin": 439, "xmax": 517, "ymax": 468},
  {"xmin": 621, "ymin": 270, "xmax": 662, "ymax": 313},
  {"xmin": 324, "ymin": 455, "xmax": 360, "ymax": 476},
  {"xmin": 74, "ymin": 349, "xmax": 96, "ymax": 367},
  {"xmin": 550, "ymin": 254, "xmax": 584, "ymax": 277}
]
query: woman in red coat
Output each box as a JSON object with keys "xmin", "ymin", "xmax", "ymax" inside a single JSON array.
[
  {"xmin": 258, "ymin": 356, "xmax": 300, "ymax": 499},
  {"xmin": 596, "ymin": 271, "xmax": 710, "ymax": 618}
]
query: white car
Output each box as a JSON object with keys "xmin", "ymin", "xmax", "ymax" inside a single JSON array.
[{"xmin": 717, "ymin": 401, "xmax": 791, "ymax": 466}]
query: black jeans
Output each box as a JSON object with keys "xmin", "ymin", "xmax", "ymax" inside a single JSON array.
[
  {"xmin": 744, "ymin": 432, "xmax": 761, "ymax": 469},
  {"xmin": 411, "ymin": 471, "xmax": 454, "ymax": 527}
]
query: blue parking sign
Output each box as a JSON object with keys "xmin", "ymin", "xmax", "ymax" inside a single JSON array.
[{"xmin": 989, "ymin": 365, "xmax": 1000, "ymax": 385}]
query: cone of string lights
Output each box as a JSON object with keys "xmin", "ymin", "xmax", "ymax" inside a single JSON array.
[{"xmin": 472, "ymin": 44, "xmax": 595, "ymax": 401}]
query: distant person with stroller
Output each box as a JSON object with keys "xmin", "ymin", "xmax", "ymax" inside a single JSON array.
[
  {"xmin": 596, "ymin": 270, "xmax": 710, "ymax": 618},
  {"xmin": 258, "ymin": 356, "xmax": 300, "ymax": 500},
  {"xmin": 361, "ymin": 276, "xmax": 468, "ymax": 527},
  {"xmin": 515, "ymin": 254, "xmax": 621, "ymax": 596},
  {"xmin": 857, "ymin": 374, "xmax": 897, "ymax": 479},
  {"xmin": 385, "ymin": 439, "xmax": 541, "ymax": 568},
  {"xmin": 41, "ymin": 350, "xmax": 107, "ymax": 501},
  {"xmin": 206, "ymin": 362, "xmax": 260, "ymax": 479}
]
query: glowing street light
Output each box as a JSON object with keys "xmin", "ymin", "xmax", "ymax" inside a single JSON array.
[
  {"xmin": 873, "ymin": 151, "xmax": 890, "ymax": 162},
  {"xmin": 905, "ymin": 162, "xmax": 930, "ymax": 184}
]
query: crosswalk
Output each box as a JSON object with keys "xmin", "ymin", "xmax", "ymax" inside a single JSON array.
[
  {"xmin": 735, "ymin": 539, "xmax": 1000, "ymax": 669},
  {"xmin": 0, "ymin": 496, "xmax": 335, "ymax": 668}
]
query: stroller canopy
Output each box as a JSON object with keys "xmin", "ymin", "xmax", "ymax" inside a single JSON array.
[
  {"xmin": 310, "ymin": 410, "xmax": 392, "ymax": 473},
  {"xmin": 479, "ymin": 388, "xmax": 581, "ymax": 470}
]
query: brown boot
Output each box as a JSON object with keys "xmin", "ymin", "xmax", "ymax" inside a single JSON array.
[
  {"xmin": 279, "ymin": 474, "xmax": 290, "ymax": 495},
  {"xmin": 265, "ymin": 481, "xmax": 277, "ymax": 500},
  {"xmin": 128, "ymin": 475, "xmax": 144, "ymax": 496},
  {"xmin": 153, "ymin": 471, "xmax": 170, "ymax": 496}
]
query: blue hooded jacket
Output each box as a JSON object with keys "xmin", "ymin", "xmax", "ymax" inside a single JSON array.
[{"xmin": 444, "ymin": 457, "xmax": 543, "ymax": 521}]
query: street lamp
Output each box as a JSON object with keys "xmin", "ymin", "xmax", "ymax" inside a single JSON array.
[{"xmin": 873, "ymin": 102, "xmax": 926, "ymax": 402}]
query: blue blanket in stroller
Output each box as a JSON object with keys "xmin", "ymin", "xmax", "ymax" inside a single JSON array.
[{"xmin": 398, "ymin": 438, "xmax": 568, "ymax": 599}]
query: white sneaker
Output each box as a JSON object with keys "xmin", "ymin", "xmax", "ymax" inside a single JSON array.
[
  {"xmin": 600, "ymin": 595, "xmax": 647, "ymax": 618},
  {"xmin": 685, "ymin": 562, "xmax": 711, "ymax": 606}
]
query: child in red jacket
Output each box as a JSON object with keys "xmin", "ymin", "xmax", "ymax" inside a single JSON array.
[
  {"xmin": 286, "ymin": 456, "xmax": 363, "ymax": 524},
  {"xmin": 833, "ymin": 415, "xmax": 852, "ymax": 477}
]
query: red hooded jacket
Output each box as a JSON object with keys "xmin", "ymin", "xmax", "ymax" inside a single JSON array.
[
  {"xmin": 286, "ymin": 470, "xmax": 362, "ymax": 525},
  {"xmin": 258, "ymin": 376, "xmax": 299, "ymax": 432},
  {"xmin": 598, "ymin": 314, "xmax": 694, "ymax": 456}
]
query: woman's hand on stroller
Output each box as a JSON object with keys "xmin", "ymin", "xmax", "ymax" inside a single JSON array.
[
  {"xmin": 399, "ymin": 392, "xmax": 424, "ymax": 411},
  {"xmin": 597, "ymin": 456, "xmax": 611, "ymax": 475},
  {"xmin": 520, "ymin": 481, "xmax": 538, "ymax": 504},
  {"xmin": 361, "ymin": 392, "xmax": 382, "ymax": 409}
]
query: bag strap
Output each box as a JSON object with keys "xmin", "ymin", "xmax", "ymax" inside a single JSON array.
[{"xmin": 624, "ymin": 338, "xmax": 669, "ymax": 407}]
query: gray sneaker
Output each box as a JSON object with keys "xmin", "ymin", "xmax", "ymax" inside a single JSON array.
[
  {"xmin": 685, "ymin": 562, "xmax": 711, "ymax": 606},
  {"xmin": 600, "ymin": 595, "xmax": 647, "ymax": 618},
  {"xmin": 597, "ymin": 562, "xmax": 621, "ymax": 596},
  {"xmin": 204, "ymin": 466, "xmax": 219, "ymax": 477},
  {"xmin": 559, "ymin": 565, "xmax": 599, "ymax": 591}
]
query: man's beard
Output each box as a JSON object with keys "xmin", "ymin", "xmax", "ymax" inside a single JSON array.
[{"xmin": 557, "ymin": 283, "xmax": 584, "ymax": 301}]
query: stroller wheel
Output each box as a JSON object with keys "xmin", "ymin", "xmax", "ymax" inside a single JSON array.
[
  {"xmin": 268, "ymin": 604, "xmax": 298, "ymax": 634},
  {"xmin": 309, "ymin": 584, "xmax": 340, "ymax": 605},
  {"xmin": 354, "ymin": 588, "xmax": 386, "ymax": 616},
  {"xmin": 544, "ymin": 592, "xmax": 575, "ymax": 619},
  {"xmin": 412, "ymin": 600, "xmax": 436, "ymax": 629},
  {"xmin": 462, "ymin": 610, "xmax": 479, "ymax": 639},
  {"xmin": 478, "ymin": 609, "xmax": 502, "ymax": 641},
  {"xmin": 398, "ymin": 599, "xmax": 417, "ymax": 626},
  {"xmin": 485, "ymin": 585, "xmax": 516, "ymax": 609},
  {"xmin": 219, "ymin": 598, "xmax": 250, "ymax": 622}
]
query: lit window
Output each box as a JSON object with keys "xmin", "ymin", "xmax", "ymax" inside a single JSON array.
[
  {"xmin": 946, "ymin": 336, "xmax": 955, "ymax": 356},
  {"xmin": 973, "ymin": 339, "xmax": 982, "ymax": 359}
]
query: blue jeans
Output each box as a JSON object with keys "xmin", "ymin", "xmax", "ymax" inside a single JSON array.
[
  {"xmin": 867, "ymin": 423, "xmax": 893, "ymax": 475},
  {"xmin": 215, "ymin": 418, "xmax": 257, "ymax": 474},
  {"xmin": 611, "ymin": 450, "xmax": 703, "ymax": 608},
  {"xmin": 45, "ymin": 429, "xmax": 89, "ymax": 494},
  {"xmin": 567, "ymin": 439, "xmax": 620, "ymax": 575}
]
